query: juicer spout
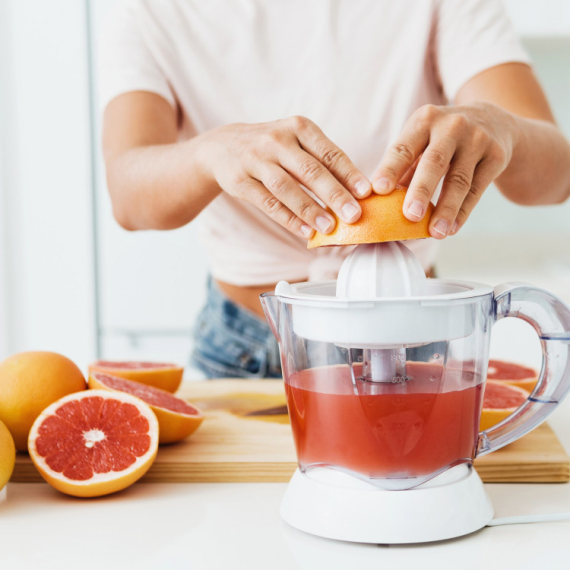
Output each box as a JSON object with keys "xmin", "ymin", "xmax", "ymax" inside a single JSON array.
[{"xmin": 260, "ymin": 292, "xmax": 280, "ymax": 342}]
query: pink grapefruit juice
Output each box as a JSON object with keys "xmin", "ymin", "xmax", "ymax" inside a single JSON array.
[{"xmin": 284, "ymin": 362, "xmax": 483, "ymax": 479}]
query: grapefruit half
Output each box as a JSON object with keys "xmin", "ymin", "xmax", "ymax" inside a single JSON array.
[
  {"xmin": 487, "ymin": 359, "xmax": 538, "ymax": 393},
  {"xmin": 89, "ymin": 372, "xmax": 204, "ymax": 444},
  {"xmin": 28, "ymin": 390, "xmax": 158, "ymax": 497},
  {"xmin": 88, "ymin": 361, "xmax": 184, "ymax": 393},
  {"xmin": 307, "ymin": 187, "xmax": 434, "ymax": 249},
  {"xmin": 479, "ymin": 380, "xmax": 530, "ymax": 432}
]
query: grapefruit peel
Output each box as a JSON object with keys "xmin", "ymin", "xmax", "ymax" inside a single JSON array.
[
  {"xmin": 0, "ymin": 420, "xmax": 15, "ymax": 492},
  {"xmin": 88, "ymin": 361, "xmax": 184, "ymax": 393}
]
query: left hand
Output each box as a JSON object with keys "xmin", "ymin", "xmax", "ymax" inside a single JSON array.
[{"xmin": 371, "ymin": 102, "xmax": 519, "ymax": 238}]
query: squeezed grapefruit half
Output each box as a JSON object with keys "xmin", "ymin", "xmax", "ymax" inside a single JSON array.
[
  {"xmin": 89, "ymin": 373, "xmax": 204, "ymax": 444},
  {"xmin": 307, "ymin": 187, "xmax": 434, "ymax": 249},
  {"xmin": 479, "ymin": 380, "xmax": 529, "ymax": 432},
  {"xmin": 28, "ymin": 390, "xmax": 158, "ymax": 497},
  {"xmin": 88, "ymin": 361, "xmax": 184, "ymax": 393}
]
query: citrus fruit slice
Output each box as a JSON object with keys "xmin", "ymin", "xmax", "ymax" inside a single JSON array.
[
  {"xmin": 0, "ymin": 351, "xmax": 86, "ymax": 450},
  {"xmin": 89, "ymin": 373, "xmax": 204, "ymax": 444},
  {"xmin": 88, "ymin": 361, "xmax": 183, "ymax": 393},
  {"xmin": 28, "ymin": 390, "xmax": 158, "ymax": 497},
  {"xmin": 307, "ymin": 187, "xmax": 434, "ymax": 249},
  {"xmin": 479, "ymin": 380, "xmax": 530, "ymax": 432},
  {"xmin": 487, "ymin": 359, "xmax": 538, "ymax": 392},
  {"xmin": 0, "ymin": 420, "xmax": 16, "ymax": 492}
]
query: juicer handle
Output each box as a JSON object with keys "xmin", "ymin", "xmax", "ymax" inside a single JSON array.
[{"xmin": 476, "ymin": 283, "xmax": 570, "ymax": 457}]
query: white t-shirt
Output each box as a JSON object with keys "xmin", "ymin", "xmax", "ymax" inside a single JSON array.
[{"xmin": 98, "ymin": 0, "xmax": 530, "ymax": 285}]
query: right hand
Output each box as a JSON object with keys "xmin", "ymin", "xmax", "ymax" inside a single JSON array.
[{"xmin": 197, "ymin": 116, "xmax": 372, "ymax": 238}]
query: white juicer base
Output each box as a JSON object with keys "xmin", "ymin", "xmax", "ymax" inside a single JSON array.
[{"xmin": 280, "ymin": 465, "xmax": 494, "ymax": 544}]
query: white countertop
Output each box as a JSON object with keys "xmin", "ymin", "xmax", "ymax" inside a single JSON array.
[
  {"xmin": 1, "ymin": 396, "xmax": 569, "ymax": 570},
  {"xmin": 2, "ymin": 254, "xmax": 570, "ymax": 570}
]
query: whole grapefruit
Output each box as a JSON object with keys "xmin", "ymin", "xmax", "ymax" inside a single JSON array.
[
  {"xmin": 0, "ymin": 420, "xmax": 16, "ymax": 491},
  {"xmin": 0, "ymin": 351, "xmax": 86, "ymax": 450}
]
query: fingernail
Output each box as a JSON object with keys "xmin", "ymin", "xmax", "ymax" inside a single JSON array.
[
  {"xmin": 300, "ymin": 224, "xmax": 313, "ymax": 238},
  {"xmin": 451, "ymin": 221, "xmax": 458, "ymax": 234},
  {"xmin": 341, "ymin": 202, "xmax": 360, "ymax": 222},
  {"xmin": 373, "ymin": 177, "xmax": 390, "ymax": 193},
  {"xmin": 316, "ymin": 215, "xmax": 333, "ymax": 233},
  {"xmin": 354, "ymin": 179, "xmax": 371, "ymax": 197},
  {"xmin": 433, "ymin": 219, "xmax": 448, "ymax": 237},
  {"xmin": 407, "ymin": 200, "xmax": 425, "ymax": 220}
]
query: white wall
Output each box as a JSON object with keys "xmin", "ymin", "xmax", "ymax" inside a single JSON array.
[
  {"xmin": 0, "ymin": 1, "xmax": 96, "ymax": 367},
  {"xmin": 90, "ymin": 1, "xmax": 209, "ymax": 368},
  {"xmin": 503, "ymin": 0, "xmax": 570, "ymax": 36},
  {"xmin": 458, "ymin": 36, "xmax": 570, "ymax": 237}
]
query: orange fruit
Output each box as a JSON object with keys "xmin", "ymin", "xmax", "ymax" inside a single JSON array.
[
  {"xmin": 487, "ymin": 359, "xmax": 538, "ymax": 393},
  {"xmin": 28, "ymin": 390, "xmax": 158, "ymax": 497},
  {"xmin": 88, "ymin": 361, "xmax": 183, "ymax": 393},
  {"xmin": 89, "ymin": 372, "xmax": 204, "ymax": 444},
  {"xmin": 479, "ymin": 380, "xmax": 529, "ymax": 432},
  {"xmin": 0, "ymin": 420, "xmax": 16, "ymax": 492},
  {"xmin": 307, "ymin": 186, "xmax": 434, "ymax": 249},
  {"xmin": 0, "ymin": 351, "xmax": 86, "ymax": 451}
]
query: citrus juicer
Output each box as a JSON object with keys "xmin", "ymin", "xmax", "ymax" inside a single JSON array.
[{"xmin": 260, "ymin": 241, "xmax": 570, "ymax": 544}]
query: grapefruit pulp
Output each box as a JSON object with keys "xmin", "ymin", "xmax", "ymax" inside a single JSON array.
[
  {"xmin": 479, "ymin": 380, "xmax": 529, "ymax": 432},
  {"xmin": 88, "ymin": 361, "xmax": 184, "ymax": 393},
  {"xmin": 28, "ymin": 390, "xmax": 158, "ymax": 497},
  {"xmin": 89, "ymin": 373, "xmax": 204, "ymax": 444},
  {"xmin": 487, "ymin": 359, "xmax": 538, "ymax": 392}
]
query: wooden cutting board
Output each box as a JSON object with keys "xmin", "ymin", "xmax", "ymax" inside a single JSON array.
[{"xmin": 11, "ymin": 380, "xmax": 570, "ymax": 484}]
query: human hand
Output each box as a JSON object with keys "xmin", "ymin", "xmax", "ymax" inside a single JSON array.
[
  {"xmin": 198, "ymin": 117, "xmax": 372, "ymax": 238},
  {"xmin": 371, "ymin": 103, "xmax": 519, "ymax": 238}
]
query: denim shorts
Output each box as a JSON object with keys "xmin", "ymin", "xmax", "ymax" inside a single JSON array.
[{"xmin": 191, "ymin": 279, "xmax": 282, "ymax": 379}]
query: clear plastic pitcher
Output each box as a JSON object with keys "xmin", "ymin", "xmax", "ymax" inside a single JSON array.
[{"xmin": 261, "ymin": 279, "xmax": 570, "ymax": 490}]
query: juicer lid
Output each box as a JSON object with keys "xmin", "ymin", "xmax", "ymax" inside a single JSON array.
[
  {"xmin": 270, "ymin": 278, "xmax": 493, "ymax": 347},
  {"xmin": 274, "ymin": 279, "xmax": 493, "ymax": 305}
]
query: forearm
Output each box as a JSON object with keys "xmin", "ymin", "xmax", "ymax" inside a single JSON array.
[
  {"xmin": 104, "ymin": 92, "xmax": 369, "ymax": 239},
  {"xmin": 497, "ymin": 116, "xmax": 570, "ymax": 206},
  {"xmin": 106, "ymin": 135, "xmax": 220, "ymax": 231}
]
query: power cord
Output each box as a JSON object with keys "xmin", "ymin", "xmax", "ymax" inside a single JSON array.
[{"xmin": 488, "ymin": 512, "xmax": 570, "ymax": 526}]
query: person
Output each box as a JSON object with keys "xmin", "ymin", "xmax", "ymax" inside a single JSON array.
[{"xmin": 99, "ymin": 0, "xmax": 570, "ymax": 379}]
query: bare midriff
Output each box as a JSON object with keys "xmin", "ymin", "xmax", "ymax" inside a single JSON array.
[{"xmin": 215, "ymin": 279, "xmax": 283, "ymax": 317}]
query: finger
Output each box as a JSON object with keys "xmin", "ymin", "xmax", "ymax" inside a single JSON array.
[
  {"xmin": 279, "ymin": 148, "xmax": 362, "ymax": 224},
  {"xmin": 252, "ymin": 163, "xmax": 337, "ymax": 234},
  {"xmin": 399, "ymin": 154, "xmax": 422, "ymax": 187},
  {"xmin": 403, "ymin": 136, "xmax": 457, "ymax": 222},
  {"xmin": 428, "ymin": 151, "xmax": 479, "ymax": 239},
  {"xmin": 289, "ymin": 116, "xmax": 372, "ymax": 198},
  {"xmin": 450, "ymin": 157, "xmax": 501, "ymax": 235},
  {"xmin": 237, "ymin": 177, "xmax": 317, "ymax": 239},
  {"xmin": 372, "ymin": 110, "xmax": 433, "ymax": 194}
]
